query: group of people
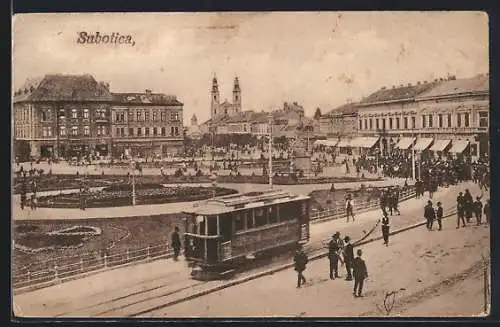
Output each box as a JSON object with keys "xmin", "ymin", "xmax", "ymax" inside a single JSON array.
[
  {"xmin": 293, "ymin": 232, "xmax": 369, "ymax": 298},
  {"xmin": 456, "ymin": 189, "xmax": 490, "ymax": 228},
  {"xmin": 19, "ymin": 178, "xmax": 38, "ymax": 210}
]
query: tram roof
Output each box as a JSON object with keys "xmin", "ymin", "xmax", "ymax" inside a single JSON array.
[{"xmin": 183, "ymin": 189, "xmax": 310, "ymax": 216}]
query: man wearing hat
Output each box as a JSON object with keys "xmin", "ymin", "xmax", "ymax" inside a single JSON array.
[
  {"xmin": 424, "ymin": 200, "xmax": 436, "ymax": 231},
  {"xmin": 343, "ymin": 235, "xmax": 354, "ymax": 281},
  {"xmin": 328, "ymin": 232, "xmax": 343, "ymax": 279},
  {"xmin": 436, "ymin": 201, "xmax": 444, "ymax": 231},
  {"xmin": 293, "ymin": 244, "xmax": 308, "ymax": 288},
  {"xmin": 381, "ymin": 212, "xmax": 390, "ymax": 246}
]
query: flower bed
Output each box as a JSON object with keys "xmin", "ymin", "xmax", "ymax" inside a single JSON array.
[{"xmin": 36, "ymin": 185, "xmax": 238, "ymax": 208}]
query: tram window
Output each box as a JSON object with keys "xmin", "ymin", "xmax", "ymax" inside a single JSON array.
[
  {"xmin": 234, "ymin": 212, "xmax": 245, "ymax": 232},
  {"xmin": 268, "ymin": 205, "xmax": 278, "ymax": 224},
  {"xmin": 246, "ymin": 211, "xmax": 254, "ymax": 229},
  {"xmin": 301, "ymin": 202, "xmax": 308, "ymax": 216},
  {"xmin": 254, "ymin": 208, "xmax": 267, "ymax": 227},
  {"xmin": 280, "ymin": 202, "xmax": 296, "ymax": 221}
]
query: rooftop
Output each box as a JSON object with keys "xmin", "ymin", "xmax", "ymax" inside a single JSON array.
[
  {"xmin": 416, "ymin": 74, "xmax": 489, "ymax": 99},
  {"xmin": 323, "ymin": 102, "xmax": 359, "ymax": 117},
  {"xmin": 112, "ymin": 92, "xmax": 183, "ymax": 106},
  {"xmin": 13, "ymin": 74, "xmax": 113, "ymax": 103},
  {"xmin": 360, "ymin": 81, "xmax": 439, "ymax": 104}
]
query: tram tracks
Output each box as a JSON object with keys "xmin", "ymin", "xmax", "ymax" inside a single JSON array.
[{"xmin": 128, "ymin": 210, "xmax": 460, "ymax": 317}]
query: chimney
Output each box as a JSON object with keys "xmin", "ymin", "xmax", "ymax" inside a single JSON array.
[{"xmin": 145, "ymin": 89, "xmax": 152, "ymax": 96}]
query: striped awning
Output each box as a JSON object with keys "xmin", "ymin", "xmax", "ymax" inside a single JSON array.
[
  {"xmin": 430, "ymin": 139, "xmax": 451, "ymax": 152},
  {"xmin": 396, "ymin": 137, "xmax": 416, "ymax": 150},
  {"xmin": 313, "ymin": 139, "xmax": 339, "ymax": 147},
  {"xmin": 449, "ymin": 140, "xmax": 470, "ymax": 153},
  {"xmin": 337, "ymin": 138, "xmax": 352, "ymax": 148},
  {"xmin": 414, "ymin": 138, "xmax": 434, "ymax": 151}
]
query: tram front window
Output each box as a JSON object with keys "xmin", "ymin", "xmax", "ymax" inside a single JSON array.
[
  {"xmin": 207, "ymin": 215, "xmax": 217, "ymax": 235},
  {"xmin": 255, "ymin": 208, "xmax": 267, "ymax": 227},
  {"xmin": 234, "ymin": 212, "xmax": 245, "ymax": 232},
  {"xmin": 268, "ymin": 205, "xmax": 278, "ymax": 224}
]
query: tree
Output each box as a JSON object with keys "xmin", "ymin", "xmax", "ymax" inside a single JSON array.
[{"xmin": 314, "ymin": 107, "xmax": 322, "ymax": 120}]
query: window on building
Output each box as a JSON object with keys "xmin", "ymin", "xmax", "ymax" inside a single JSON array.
[
  {"xmin": 121, "ymin": 127, "xmax": 124, "ymax": 136},
  {"xmin": 375, "ymin": 118, "xmax": 379, "ymax": 130},
  {"xmin": 161, "ymin": 111, "xmax": 166, "ymax": 122},
  {"xmin": 396, "ymin": 118, "xmax": 400, "ymax": 129},
  {"xmin": 479, "ymin": 112, "xmax": 489, "ymax": 127},
  {"xmin": 120, "ymin": 112, "xmax": 125, "ymax": 122},
  {"xmin": 428, "ymin": 115, "xmax": 433, "ymax": 128},
  {"xmin": 58, "ymin": 109, "xmax": 65, "ymax": 119},
  {"xmin": 137, "ymin": 127, "xmax": 142, "ymax": 136},
  {"xmin": 152, "ymin": 111, "xmax": 157, "ymax": 121},
  {"xmin": 42, "ymin": 127, "xmax": 48, "ymax": 137},
  {"xmin": 145, "ymin": 127, "xmax": 150, "ymax": 136},
  {"xmin": 369, "ymin": 119, "xmax": 373, "ymax": 130},
  {"xmin": 84, "ymin": 125, "xmax": 90, "ymax": 136},
  {"xmin": 59, "ymin": 126, "xmax": 66, "ymax": 136},
  {"xmin": 382, "ymin": 119, "xmax": 386, "ymax": 130},
  {"xmin": 389, "ymin": 118, "xmax": 393, "ymax": 129},
  {"xmin": 171, "ymin": 127, "xmax": 175, "ymax": 136},
  {"xmin": 171, "ymin": 112, "xmax": 179, "ymax": 121},
  {"xmin": 447, "ymin": 114, "xmax": 451, "ymax": 127},
  {"xmin": 42, "ymin": 111, "xmax": 47, "ymax": 121},
  {"xmin": 161, "ymin": 127, "xmax": 166, "ymax": 136},
  {"xmin": 145, "ymin": 111, "xmax": 149, "ymax": 122},
  {"xmin": 404, "ymin": 117, "xmax": 408, "ymax": 129},
  {"xmin": 48, "ymin": 127, "xmax": 52, "ymax": 137},
  {"xmin": 175, "ymin": 127, "xmax": 179, "ymax": 136},
  {"xmin": 83, "ymin": 109, "xmax": 89, "ymax": 119},
  {"xmin": 128, "ymin": 111, "xmax": 134, "ymax": 122},
  {"xmin": 116, "ymin": 128, "xmax": 121, "ymax": 136},
  {"xmin": 137, "ymin": 111, "xmax": 142, "ymax": 121},
  {"xmin": 411, "ymin": 117, "xmax": 416, "ymax": 129},
  {"xmin": 129, "ymin": 127, "xmax": 134, "ymax": 136},
  {"xmin": 71, "ymin": 126, "xmax": 78, "ymax": 136},
  {"xmin": 421, "ymin": 115, "xmax": 426, "ymax": 128},
  {"xmin": 153, "ymin": 127, "xmax": 157, "ymax": 136},
  {"xmin": 359, "ymin": 120, "xmax": 362, "ymax": 130},
  {"xmin": 464, "ymin": 113, "xmax": 470, "ymax": 127},
  {"xmin": 438, "ymin": 114, "xmax": 443, "ymax": 128},
  {"xmin": 364, "ymin": 119, "xmax": 367, "ymax": 129},
  {"xmin": 457, "ymin": 113, "xmax": 462, "ymax": 127}
]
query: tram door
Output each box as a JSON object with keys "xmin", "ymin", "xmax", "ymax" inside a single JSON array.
[{"xmin": 299, "ymin": 199, "xmax": 310, "ymax": 243}]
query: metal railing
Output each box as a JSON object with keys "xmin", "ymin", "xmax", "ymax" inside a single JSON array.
[{"xmin": 13, "ymin": 187, "xmax": 416, "ymax": 292}]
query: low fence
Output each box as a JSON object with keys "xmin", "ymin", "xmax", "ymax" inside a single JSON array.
[{"xmin": 13, "ymin": 187, "xmax": 416, "ymax": 292}]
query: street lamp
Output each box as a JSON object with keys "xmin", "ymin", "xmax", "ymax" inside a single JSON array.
[{"xmin": 130, "ymin": 160, "xmax": 136, "ymax": 206}]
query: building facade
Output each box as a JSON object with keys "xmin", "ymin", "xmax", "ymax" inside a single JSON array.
[
  {"xmin": 13, "ymin": 74, "xmax": 114, "ymax": 159},
  {"xmin": 319, "ymin": 102, "xmax": 359, "ymax": 138},
  {"xmin": 356, "ymin": 74, "xmax": 489, "ymax": 159},
  {"xmin": 110, "ymin": 91, "xmax": 184, "ymax": 157},
  {"xmin": 13, "ymin": 74, "xmax": 185, "ymax": 160}
]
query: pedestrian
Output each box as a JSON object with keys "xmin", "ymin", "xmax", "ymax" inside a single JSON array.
[
  {"xmin": 424, "ymin": 200, "xmax": 436, "ymax": 231},
  {"xmin": 346, "ymin": 194, "xmax": 355, "ymax": 222},
  {"xmin": 379, "ymin": 190, "xmax": 388, "ymax": 216},
  {"xmin": 436, "ymin": 201, "xmax": 443, "ymax": 231},
  {"xmin": 293, "ymin": 244, "xmax": 308, "ymax": 288},
  {"xmin": 171, "ymin": 226, "xmax": 181, "ymax": 261},
  {"xmin": 352, "ymin": 249, "xmax": 368, "ymax": 298},
  {"xmin": 343, "ymin": 236, "xmax": 354, "ymax": 281},
  {"xmin": 328, "ymin": 232, "xmax": 342, "ymax": 280},
  {"xmin": 20, "ymin": 190, "xmax": 26, "ymax": 211},
  {"xmin": 381, "ymin": 213, "xmax": 390, "ymax": 246},
  {"xmin": 484, "ymin": 199, "xmax": 490, "ymax": 225},
  {"xmin": 456, "ymin": 192, "xmax": 466, "ymax": 228},
  {"xmin": 473, "ymin": 196, "xmax": 483, "ymax": 225},
  {"xmin": 463, "ymin": 189, "xmax": 473, "ymax": 223}
]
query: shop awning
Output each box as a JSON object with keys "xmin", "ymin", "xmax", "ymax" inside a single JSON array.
[
  {"xmin": 350, "ymin": 137, "xmax": 380, "ymax": 149},
  {"xmin": 413, "ymin": 138, "xmax": 434, "ymax": 151},
  {"xmin": 395, "ymin": 137, "xmax": 416, "ymax": 150},
  {"xmin": 313, "ymin": 139, "xmax": 339, "ymax": 147},
  {"xmin": 449, "ymin": 140, "xmax": 470, "ymax": 153},
  {"xmin": 430, "ymin": 139, "xmax": 451, "ymax": 152},
  {"xmin": 337, "ymin": 138, "xmax": 352, "ymax": 148}
]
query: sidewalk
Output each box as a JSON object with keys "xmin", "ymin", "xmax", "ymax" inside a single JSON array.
[{"xmin": 13, "ymin": 181, "xmax": 481, "ymax": 317}]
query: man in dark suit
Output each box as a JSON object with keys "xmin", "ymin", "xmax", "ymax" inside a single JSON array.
[
  {"xmin": 352, "ymin": 249, "xmax": 368, "ymax": 297},
  {"xmin": 294, "ymin": 244, "xmax": 308, "ymax": 288},
  {"xmin": 463, "ymin": 189, "xmax": 473, "ymax": 223},
  {"xmin": 381, "ymin": 213, "xmax": 390, "ymax": 246},
  {"xmin": 424, "ymin": 200, "xmax": 436, "ymax": 231},
  {"xmin": 456, "ymin": 192, "xmax": 466, "ymax": 228},
  {"xmin": 436, "ymin": 201, "xmax": 444, "ymax": 231},
  {"xmin": 328, "ymin": 232, "xmax": 342, "ymax": 279},
  {"xmin": 343, "ymin": 236, "xmax": 354, "ymax": 281},
  {"xmin": 171, "ymin": 226, "xmax": 181, "ymax": 261}
]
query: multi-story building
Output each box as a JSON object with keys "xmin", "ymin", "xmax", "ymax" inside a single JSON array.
[
  {"xmin": 319, "ymin": 102, "xmax": 359, "ymax": 138},
  {"xmin": 210, "ymin": 75, "xmax": 242, "ymax": 120},
  {"xmin": 355, "ymin": 74, "xmax": 489, "ymax": 159},
  {"xmin": 13, "ymin": 74, "xmax": 114, "ymax": 159},
  {"xmin": 13, "ymin": 74, "xmax": 185, "ymax": 160},
  {"xmin": 110, "ymin": 91, "xmax": 184, "ymax": 157}
]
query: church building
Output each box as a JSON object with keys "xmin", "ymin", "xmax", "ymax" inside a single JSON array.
[{"xmin": 210, "ymin": 75, "xmax": 242, "ymax": 120}]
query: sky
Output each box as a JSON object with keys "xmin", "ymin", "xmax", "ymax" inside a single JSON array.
[{"xmin": 12, "ymin": 12, "xmax": 488, "ymax": 124}]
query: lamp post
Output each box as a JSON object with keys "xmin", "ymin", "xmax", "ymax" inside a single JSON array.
[
  {"xmin": 411, "ymin": 134, "xmax": 416, "ymax": 180},
  {"xmin": 130, "ymin": 160, "xmax": 136, "ymax": 206},
  {"xmin": 268, "ymin": 113, "xmax": 273, "ymax": 189}
]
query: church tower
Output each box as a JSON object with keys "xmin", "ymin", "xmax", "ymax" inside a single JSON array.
[
  {"xmin": 232, "ymin": 76, "xmax": 241, "ymax": 113},
  {"xmin": 191, "ymin": 114, "xmax": 198, "ymax": 126},
  {"xmin": 211, "ymin": 75, "xmax": 220, "ymax": 119}
]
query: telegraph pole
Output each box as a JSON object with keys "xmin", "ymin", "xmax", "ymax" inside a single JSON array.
[
  {"xmin": 268, "ymin": 113, "xmax": 273, "ymax": 189},
  {"xmin": 130, "ymin": 160, "xmax": 136, "ymax": 206},
  {"xmin": 411, "ymin": 135, "xmax": 416, "ymax": 180}
]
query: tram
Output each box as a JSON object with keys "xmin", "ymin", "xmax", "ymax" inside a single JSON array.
[{"xmin": 182, "ymin": 189, "xmax": 311, "ymax": 280}]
